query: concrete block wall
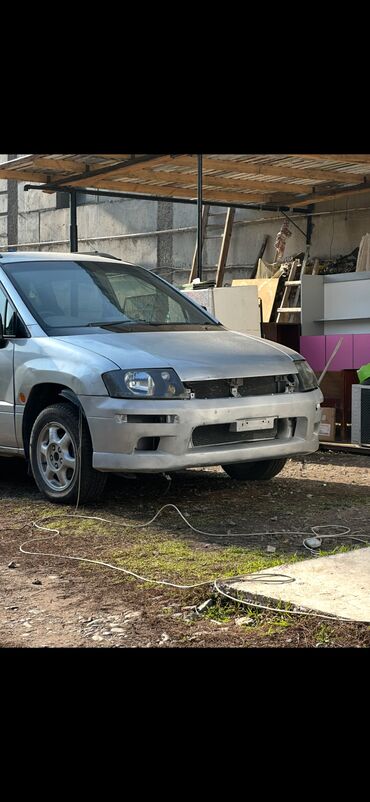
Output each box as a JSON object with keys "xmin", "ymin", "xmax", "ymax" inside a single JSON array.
[{"xmin": 0, "ymin": 154, "xmax": 8, "ymax": 247}]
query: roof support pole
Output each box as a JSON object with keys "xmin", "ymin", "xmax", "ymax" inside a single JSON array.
[
  {"xmin": 69, "ymin": 191, "xmax": 78, "ymax": 252},
  {"xmin": 197, "ymin": 154, "xmax": 203, "ymax": 280},
  {"xmin": 306, "ymin": 204, "xmax": 314, "ymax": 247}
]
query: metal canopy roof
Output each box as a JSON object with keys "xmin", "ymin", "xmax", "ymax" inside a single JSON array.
[{"xmin": 1, "ymin": 153, "xmax": 370, "ymax": 208}]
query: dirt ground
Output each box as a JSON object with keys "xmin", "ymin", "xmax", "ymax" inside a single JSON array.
[{"xmin": 1, "ymin": 450, "xmax": 370, "ymax": 649}]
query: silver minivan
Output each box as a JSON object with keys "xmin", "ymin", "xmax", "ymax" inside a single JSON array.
[{"xmin": 0, "ymin": 252, "xmax": 322, "ymax": 503}]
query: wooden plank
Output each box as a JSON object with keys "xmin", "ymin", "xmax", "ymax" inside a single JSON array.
[
  {"xmin": 0, "ymin": 154, "xmax": 38, "ymax": 169},
  {"xmin": 90, "ymin": 179, "xmax": 270, "ymax": 204},
  {"xmin": 33, "ymin": 155, "xmax": 130, "ymax": 173},
  {"xmin": 170, "ymin": 155, "xmax": 368, "ymax": 184},
  {"xmin": 215, "ymin": 208, "xmax": 235, "ymax": 287},
  {"xmin": 251, "ymin": 235, "xmax": 268, "ymax": 278},
  {"xmin": 93, "ymin": 166, "xmax": 255, "ymax": 190},
  {"xmin": 294, "ymin": 154, "xmax": 370, "ymax": 165},
  {"xmin": 96, "ymin": 167, "xmax": 323, "ymax": 194},
  {"xmin": 0, "ymin": 167, "xmax": 52, "ymax": 182},
  {"xmin": 320, "ymin": 441, "xmax": 370, "ymax": 455},
  {"xmin": 10, "ymin": 159, "xmax": 147, "ymax": 185},
  {"xmin": 0, "ymin": 155, "xmax": 99, "ymax": 180},
  {"xmin": 44, "ymin": 155, "xmax": 174, "ymax": 189},
  {"xmin": 33, "ymin": 157, "xmax": 90, "ymax": 172},
  {"xmin": 232, "ymin": 278, "xmax": 279, "ymax": 322},
  {"xmin": 96, "ymin": 154, "xmax": 131, "ymax": 160},
  {"xmin": 289, "ymin": 183, "xmax": 370, "ymax": 207},
  {"xmin": 189, "ymin": 205, "xmax": 210, "ymax": 283}
]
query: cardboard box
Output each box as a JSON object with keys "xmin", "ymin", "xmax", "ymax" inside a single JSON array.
[{"xmin": 319, "ymin": 407, "xmax": 336, "ymax": 441}]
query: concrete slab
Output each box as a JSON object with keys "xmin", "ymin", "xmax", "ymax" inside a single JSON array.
[{"xmin": 225, "ymin": 548, "xmax": 370, "ymax": 622}]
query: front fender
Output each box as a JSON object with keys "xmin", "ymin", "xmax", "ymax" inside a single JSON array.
[{"xmin": 14, "ymin": 337, "xmax": 118, "ymax": 400}]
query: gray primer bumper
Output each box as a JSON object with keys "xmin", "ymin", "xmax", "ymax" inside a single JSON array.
[{"xmin": 80, "ymin": 389, "xmax": 323, "ymax": 473}]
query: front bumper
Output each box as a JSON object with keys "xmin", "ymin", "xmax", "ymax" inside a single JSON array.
[{"xmin": 80, "ymin": 389, "xmax": 323, "ymax": 473}]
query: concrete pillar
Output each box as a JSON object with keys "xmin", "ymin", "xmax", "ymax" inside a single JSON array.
[
  {"xmin": 7, "ymin": 154, "xmax": 18, "ymax": 249},
  {"xmin": 157, "ymin": 201, "xmax": 173, "ymax": 279}
]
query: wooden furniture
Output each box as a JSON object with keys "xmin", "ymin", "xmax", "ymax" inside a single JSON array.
[
  {"xmin": 318, "ymin": 370, "xmax": 358, "ymax": 442},
  {"xmin": 263, "ymin": 322, "xmax": 301, "ymax": 353}
]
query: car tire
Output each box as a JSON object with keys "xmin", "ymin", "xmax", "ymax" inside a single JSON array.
[
  {"xmin": 29, "ymin": 402, "xmax": 107, "ymax": 504},
  {"xmin": 221, "ymin": 458, "xmax": 287, "ymax": 482}
]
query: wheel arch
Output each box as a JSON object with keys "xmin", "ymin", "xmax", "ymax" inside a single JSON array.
[{"xmin": 22, "ymin": 383, "xmax": 85, "ymax": 461}]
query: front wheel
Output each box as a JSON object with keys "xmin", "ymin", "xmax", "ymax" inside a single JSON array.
[
  {"xmin": 29, "ymin": 403, "xmax": 107, "ymax": 504},
  {"xmin": 222, "ymin": 458, "xmax": 287, "ymax": 482}
]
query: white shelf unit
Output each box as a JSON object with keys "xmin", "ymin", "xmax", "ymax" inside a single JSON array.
[{"xmin": 301, "ymin": 272, "xmax": 370, "ymax": 336}]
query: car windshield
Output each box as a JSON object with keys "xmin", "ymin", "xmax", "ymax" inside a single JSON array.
[{"xmin": 4, "ymin": 260, "xmax": 219, "ymax": 332}]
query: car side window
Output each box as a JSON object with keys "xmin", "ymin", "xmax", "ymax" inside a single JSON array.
[
  {"xmin": 0, "ymin": 285, "xmax": 17, "ymax": 336},
  {"xmin": 0, "ymin": 287, "xmax": 6, "ymax": 324}
]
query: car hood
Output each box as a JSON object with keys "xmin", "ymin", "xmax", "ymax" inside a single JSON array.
[{"xmin": 57, "ymin": 329, "xmax": 301, "ymax": 381}]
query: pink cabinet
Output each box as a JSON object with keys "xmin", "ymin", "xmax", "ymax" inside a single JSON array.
[
  {"xmin": 300, "ymin": 334, "xmax": 370, "ymax": 371},
  {"xmin": 299, "ymin": 336, "xmax": 325, "ymax": 371},
  {"xmin": 353, "ymin": 334, "xmax": 370, "ymax": 368},
  {"xmin": 325, "ymin": 335, "xmax": 353, "ymax": 370}
]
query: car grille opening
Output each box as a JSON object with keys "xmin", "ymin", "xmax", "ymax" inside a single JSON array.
[
  {"xmin": 191, "ymin": 418, "xmax": 296, "ymax": 448},
  {"xmin": 192, "ymin": 422, "xmax": 278, "ymax": 447},
  {"xmin": 135, "ymin": 437, "xmax": 160, "ymax": 452},
  {"xmin": 184, "ymin": 376, "xmax": 289, "ymax": 399}
]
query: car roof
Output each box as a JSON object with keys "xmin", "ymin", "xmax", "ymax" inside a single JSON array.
[{"xmin": 0, "ymin": 251, "xmax": 131, "ymax": 265}]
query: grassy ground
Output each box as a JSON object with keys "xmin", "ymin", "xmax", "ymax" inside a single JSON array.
[{"xmin": 1, "ymin": 451, "xmax": 370, "ymax": 648}]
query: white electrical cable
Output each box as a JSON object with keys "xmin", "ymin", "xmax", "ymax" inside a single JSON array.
[
  {"xmin": 19, "ymin": 507, "xmax": 294, "ymax": 589},
  {"xmin": 302, "ymin": 523, "xmax": 368, "ymax": 556},
  {"xmin": 16, "ymin": 502, "xmax": 370, "ymax": 623}
]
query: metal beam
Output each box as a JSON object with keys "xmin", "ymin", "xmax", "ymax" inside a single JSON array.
[
  {"xmin": 306, "ymin": 204, "xmax": 314, "ymax": 246},
  {"xmin": 280, "ymin": 210, "xmax": 307, "ymax": 238},
  {"xmin": 23, "ymin": 183, "xmax": 309, "ymax": 213},
  {"xmin": 197, "ymin": 154, "xmax": 203, "ymax": 280},
  {"xmin": 69, "ymin": 192, "xmax": 78, "ymax": 252}
]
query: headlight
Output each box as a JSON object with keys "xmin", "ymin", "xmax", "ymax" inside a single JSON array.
[
  {"xmin": 124, "ymin": 370, "xmax": 155, "ymax": 396},
  {"xmin": 102, "ymin": 368, "xmax": 187, "ymax": 399},
  {"xmin": 294, "ymin": 360, "xmax": 318, "ymax": 392}
]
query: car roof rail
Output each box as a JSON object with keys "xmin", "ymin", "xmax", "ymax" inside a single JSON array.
[{"xmin": 78, "ymin": 251, "xmax": 122, "ymax": 261}]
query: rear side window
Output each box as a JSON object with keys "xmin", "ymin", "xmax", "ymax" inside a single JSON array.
[{"xmin": 0, "ymin": 285, "xmax": 17, "ymax": 336}]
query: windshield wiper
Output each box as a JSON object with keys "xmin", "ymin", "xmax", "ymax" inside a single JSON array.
[
  {"xmin": 85, "ymin": 320, "xmax": 131, "ymax": 327},
  {"xmin": 85, "ymin": 319, "xmax": 220, "ymax": 329},
  {"xmin": 86, "ymin": 319, "xmax": 164, "ymax": 328}
]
